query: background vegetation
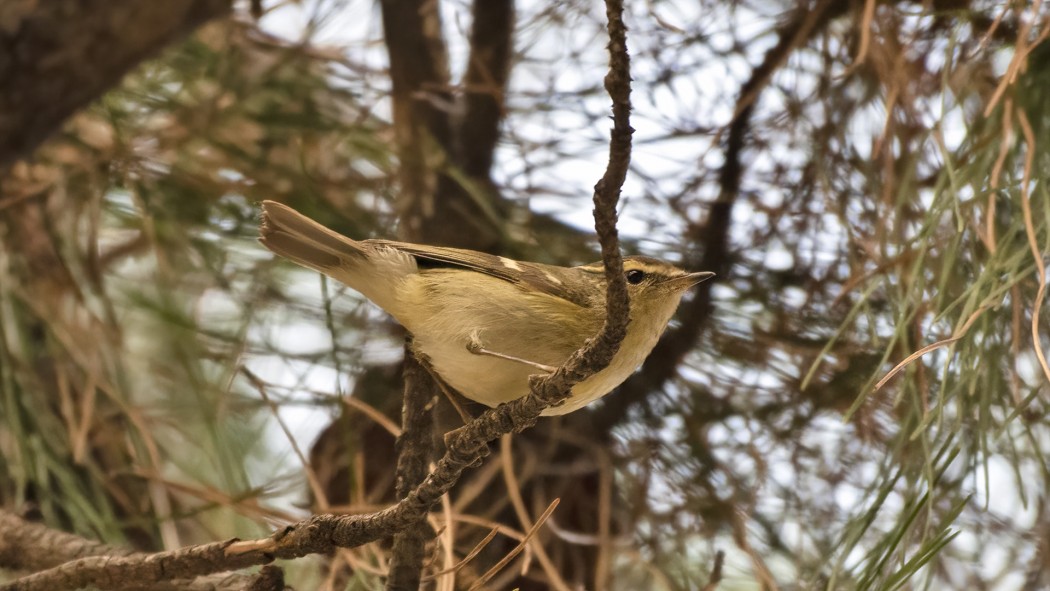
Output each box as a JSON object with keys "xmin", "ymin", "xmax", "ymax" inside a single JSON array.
[{"xmin": 1, "ymin": 0, "xmax": 1049, "ymax": 589}]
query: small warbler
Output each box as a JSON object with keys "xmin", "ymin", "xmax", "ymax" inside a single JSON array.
[{"xmin": 259, "ymin": 200, "xmax": 712, "ymax": 415}]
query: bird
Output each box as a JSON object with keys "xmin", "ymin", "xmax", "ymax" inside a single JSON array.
[{"xmin": 259, "ymin": 200, "xmax": 712, "ymax": 415}]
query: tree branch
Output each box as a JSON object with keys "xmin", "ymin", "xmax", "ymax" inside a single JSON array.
[
  {"xmin": 379, "ymin": 2, "xmax": 516, "ymax": 587},
  {"xmin": 457, "ymin": 0, "xmax": 515, "ymax": 179},
  {"xmin": 385, "ymin": 352, "xmax": 438, "ymax": 591},
  {"xmin": 0, "ymin": 0, "xmax": 233, "ymax": 168},
  {"xmin": 0, "ymin": 511, "xmax": 135, "ymax": 571},
  {"xmin": 0, "ymin": 511, "xmax": 282, "ymax": 591}
]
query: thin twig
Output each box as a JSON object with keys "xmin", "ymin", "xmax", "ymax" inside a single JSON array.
[
  {"xmin": 500, "ymin": 435, "xmax": 572, "ymax": 591},
  {"xmin": 467, "ymin": 500, "xmax": 561, "ymax": 591},
  {"xmin": 1015, "ymin": 108, "xmax": 1050, "ymax": 386},
  {"xmin": 701, "ymin": 550, "xmax": 726, "ymax": 591},
  {"xmin": 874, "ymin": 302, "xmax": 997, "ymax": 391},
  {"xmin": 420, "ymin": 527, "xmax": 499, "ymax": 582},
  {"xmin": 242, "ymin": 367, "xmax": 330, "ymax": 510}
]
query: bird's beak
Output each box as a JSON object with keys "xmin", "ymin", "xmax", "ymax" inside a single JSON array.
[{"xmin": 664, "ymin": 271, "xmax": 715, "ymax": 290}]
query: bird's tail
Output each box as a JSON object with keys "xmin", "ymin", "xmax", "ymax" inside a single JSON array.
[
  {"xmin": 258, "ymin": 200, "xmax": 417, "ymax": 317},
  {"xmin": 259, "ymin": 200, "xmax": 368, "ymax": 277}
]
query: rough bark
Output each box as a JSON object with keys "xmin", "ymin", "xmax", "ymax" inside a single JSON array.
[
  {"xmin": 0, "ymin": 0, "xmax": 233, "ymax": 167},
  {"xmin": 385, "ymin": 354, "xmax": 439, "ymax": 591}
]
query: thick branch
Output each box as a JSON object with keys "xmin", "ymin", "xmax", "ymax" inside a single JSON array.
[
  {"xmin": 0, "ymin": 513, "xmax": 282, "ymax": 591},
  {"xmin": 0, "ymin": 511, "xmax": 135, "ymax": 571},
  {"xmin": 385, "ymin": 352, "xmax": 438, "ymax": 591},
  {"xmin": 0, "ymin": 0, "xmax": 233, "ymax": 168},
  {"xmin": 378, "ymin": 2, "xmax": 514, "ymax": 587},
  {"xmin": 380, "ymin": 0, "xmax": 461, "ymax": 246},
  {"xmin": 457, "ymin": 0, "xmax": 515, "ymax": 179}
]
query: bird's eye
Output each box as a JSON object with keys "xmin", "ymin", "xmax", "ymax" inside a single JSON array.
[{"xmin": 625, "ymin": 269, "xmax": 646, "ymax": 284}]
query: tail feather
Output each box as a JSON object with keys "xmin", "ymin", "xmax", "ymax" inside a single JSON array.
[
  {"xmin": 258, "ymin": 200, "xmax": 417, "ymax": 317},
  {"xmin": 259, "ymin": 200, "xmax": 366, "ymax": 275}
]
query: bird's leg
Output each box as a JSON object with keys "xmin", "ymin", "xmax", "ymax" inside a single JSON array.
[{"xmin": 465, "ymin": 332, "xmax": 558, "ymax": 373}]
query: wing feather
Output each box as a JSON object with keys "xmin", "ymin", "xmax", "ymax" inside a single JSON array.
[{"xmin": 367, "ymin": 240, "xmax": 593, "ymax": 307}]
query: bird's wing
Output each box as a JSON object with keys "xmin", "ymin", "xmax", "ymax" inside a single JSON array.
[{"xmin": 367, "ymin": 240, "xmax": 592, "ymax": 307}]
